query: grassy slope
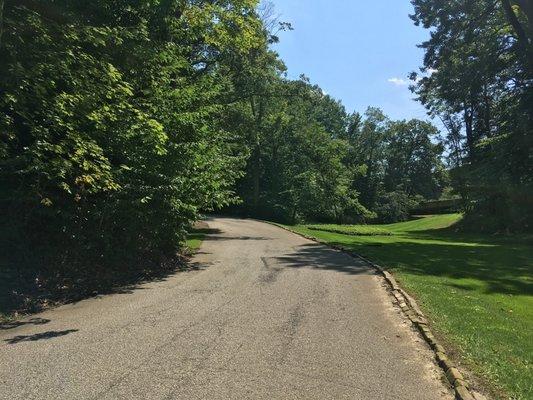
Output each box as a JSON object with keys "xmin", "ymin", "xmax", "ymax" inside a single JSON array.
[
  {"xmin": 288, "ymin": 215, "xmax": 532, "ymax": 400},
  {"xmin": 306, "ymin": 224, "xmax": 392, "ymax": 236}
]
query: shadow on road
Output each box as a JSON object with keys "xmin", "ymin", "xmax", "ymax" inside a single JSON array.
[
  {"xmin": 203, "ymin": 235, "xmax": 271, "ymax": 241},
  {"xmin": 0, "ymin": 317, "xmax": 51, "ymax": 330},
  {"xmin": 4, "ymin": 329, "xmax": 78, "ymax": 344},
  {"xmin": 0, "ymin": 252, "xmax": 206, "ymax": 324},
  {"xmin": 276, "ymin": 243, "xmax": 373, "ymax": 276}
]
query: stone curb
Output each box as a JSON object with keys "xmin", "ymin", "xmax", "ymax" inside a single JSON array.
[{"xmin": 265, "ymin": 221, "xmax": 480, "ymax": 400}]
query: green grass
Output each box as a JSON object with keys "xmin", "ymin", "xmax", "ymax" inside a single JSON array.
[
  {"xmin": 307, "ymin": 224, "xmax": 392, "ymax": 236},
  {"xmin": 287, "ymin": 214, "xmax": 533, "ymax": 400},
  {"xmin": 185, "ymin": 222, "xmax": 213, "ymax": 253},
  {"xmin": 185, "ymin": 231, "xmax": 205, "ymax": 252},
  {"xmin": 185, "ymin": 233, "xmax": 205, "ymax": 252}
]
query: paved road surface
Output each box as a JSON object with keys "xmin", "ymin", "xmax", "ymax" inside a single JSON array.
[{"xmin": 0, "ymin": 218, "xmax": 452, "ymax": 399}]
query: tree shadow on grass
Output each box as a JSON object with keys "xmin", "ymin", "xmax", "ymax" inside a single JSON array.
[
  {"xmin": 410, "ymin": 225, "xmax": 533, "ymax": 246},
  {"xmin": 335, "ymin": 236, "xmax": 532, "ymax": 296}
]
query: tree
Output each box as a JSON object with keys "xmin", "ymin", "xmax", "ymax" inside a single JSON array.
[
  {"xmin": 233, "ymin": 77, "xmax": 371, "ymax": 223},
  {"xmin": 0, "ymin": 0, "xmax": 271, "ymax": 283},
  {"xmin": 410, "ymin": 0, "xmax": 533, "ymax": 230},
  {"xmin": 383, "ymin": 119, "xmax": 446, "ymax": 200},
  {"xmin": 349, "ymin": 107, "xmax": 390, "ymax": 209}
]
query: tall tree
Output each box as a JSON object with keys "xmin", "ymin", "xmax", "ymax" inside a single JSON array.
[
  {"xmin": 411, "ymin": 0, "xmax": 533, "ymax": 230},
  {"xmin": 350, "ymin": 107, "xmax": 390, "ymax": 209},
  {"xmin": 384, "ymin": 119, "xmax": 446, "ymax": 200}
]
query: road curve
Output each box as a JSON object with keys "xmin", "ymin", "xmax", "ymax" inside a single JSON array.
[{"xmin": 0, "ymin": 218, "xmax": 452, "ymax": 399}]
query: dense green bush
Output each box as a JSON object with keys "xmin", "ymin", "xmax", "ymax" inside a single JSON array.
[
  {"xmin": 0, "ymin": 1, "xmax": 263, "ymax": 283},
  {"xmin": 374, "ymin": 191, "xmax": 423, "ymax": 224}
]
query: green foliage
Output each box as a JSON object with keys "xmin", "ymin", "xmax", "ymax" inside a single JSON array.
[
  {"xmin": 232, "ymin": 77, "xmax": 446, "ymax": 224},
  {"xmin": 375, "ymin": 191, "xmax": 423, "ymax": 223},
  {"xmin": 233, "ymin": 77, "xmax": 373, "ymax": 224},
  {"xmin": 0, "ymin": 1, "xmax": 482, "ymax": 315},
  {"xmin": 410, "ymin": 0, "xmax": 533, "ymax": 231},
  {"xmin": 384, "ymin": 119, "xmax": 447, "ymax": 199},
  {"xmin": 0, "ymin": 1, "xmax": 265, "ymax": 299},
  {"xmin": 345, "ymin": 108, "xmax": 446, "ymax": 222}
]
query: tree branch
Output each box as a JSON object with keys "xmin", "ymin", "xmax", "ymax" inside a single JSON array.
[
  {"xmin": 502, "ymin": 0, "xmax": 533, "ymax": 74},
  {"xmin": 0, "ymin": 0, "xmax": 4, "ymax": 47},
  {"xmin": 502, "ymin": 0, "xmax": 529, "ymax": 43},
  {"xmin": 18, "ymin": 0, "xmax": 69, "ymax": 23}
]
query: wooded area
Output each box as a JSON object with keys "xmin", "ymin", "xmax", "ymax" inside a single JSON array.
[
  {"xmin": 0, "ymin": 1, "xmax": 531, "ymax": 307},
  {"xmin": 410, "ymin": 0, "xmax": 533, "ymax": 231}
]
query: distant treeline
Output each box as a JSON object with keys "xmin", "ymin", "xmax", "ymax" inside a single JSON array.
[
  {"xmin": 0, "ymin": 1, "xmax": 531, "ymax": 289},
  {"xmin": 230, "ymin": 101, "xmax": 448, "ymax": 225}
]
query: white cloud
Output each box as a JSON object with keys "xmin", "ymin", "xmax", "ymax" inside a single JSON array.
[
  {"xmin": 427, "ymin": 68, "xmax": 438, "ymax": 75},
  {"xmin": 387, "ymin": 77, "xmax": 408, "ymax": 86}
]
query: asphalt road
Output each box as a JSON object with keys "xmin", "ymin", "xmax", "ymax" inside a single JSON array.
[{"xmin": 0, "ymin": 218, "xmax": 453, "ymax": 399}]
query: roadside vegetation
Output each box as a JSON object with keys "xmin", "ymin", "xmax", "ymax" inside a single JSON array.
[
  {"xmin": 0, "ymin": 1, "xmax": 451, "ymax": 317},
  {"xmin": 185, "ymin": 222, "xmax": 213, "ymax": 253},
  {"xmin": 288, "ymin": 215, "xmax": 533, "ymax": 400},
  {"xmin": 306, "ymin": 224, "xmax": 393, "ymax": 236},
  {"xmin": 0, "ymin": 1, "xmax": 531, "ymax": 395},
  {"xmin": 185, "ymin": 233, "xmax": 206, "ymax": 253}
]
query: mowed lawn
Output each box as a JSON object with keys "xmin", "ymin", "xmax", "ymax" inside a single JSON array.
[{"xmin": 287, "ymin": 215, "xmax": 532, "ymax": 400}]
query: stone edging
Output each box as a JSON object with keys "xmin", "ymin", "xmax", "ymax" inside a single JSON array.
[{"xmin": 266, "ymin": 221, "xmax": 481, "ymax": 400}]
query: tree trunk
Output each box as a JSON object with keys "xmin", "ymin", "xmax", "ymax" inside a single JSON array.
[
  {"xmin": 502, "ymin": 0, "xmax": 533, "ymax": 76},
  {"xmin": 463, "ymin": 104, "xmax": 476, "ymax": 159},
  {"xmin": 252, "ymin": 148, "xmax": 260, "ymax": 210},
  {"xmin": 249, "ymin": 96, "xmax": 264, "ymax": 213},
  {"xmin": 0, "ymin": 0, "xmax": 4, "ymax": 47}
]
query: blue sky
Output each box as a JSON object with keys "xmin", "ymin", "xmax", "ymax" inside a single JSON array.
[{"xmin": 268, "ymin": 1, "xmax": 432, "ymax": 121}]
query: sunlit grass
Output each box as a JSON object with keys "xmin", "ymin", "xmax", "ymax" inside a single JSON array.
[
  {"xmin": 185, "ymin": 233, "xmax": 204, "ymax": 252},
  {"xmin": 287, "ymin": 214, "xmax": 533, "ymax": 400},
  {"xmin": 307, "ymin": 224, "xmax": 392, "ymax": 236},
  {"xmin": 185, "ymin": 221, "xmax": 215, "ymax": 253}
]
